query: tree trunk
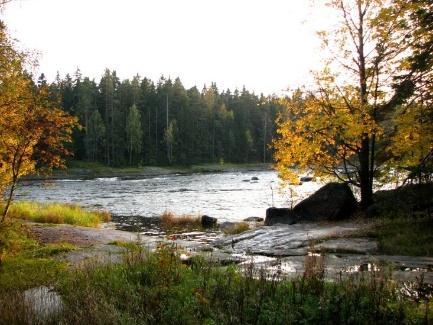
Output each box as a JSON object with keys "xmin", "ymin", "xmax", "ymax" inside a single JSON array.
[
  {"xmin": 1, "ymin": 180, "xmax": 16, "ymax": 223},
  {"xmin": 359, "ymin": 138, "xmax": 373, "ymax": 209},
  {"xmin": 357, "ymin": 1, "xmax": 373, "ymax": 210},
  {"xmin": 129, "ymin": 137, "xmax": 132, "ymax": 165}
]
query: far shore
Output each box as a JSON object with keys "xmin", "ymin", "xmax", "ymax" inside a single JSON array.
[{"xmin": 24, "ymin": 161, "xmax": 274, "ymax": 181}]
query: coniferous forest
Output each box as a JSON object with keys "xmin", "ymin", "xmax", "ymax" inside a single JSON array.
[{"xmin": 45, "ymin": 69, "xmax": 284, "ymax": 167}]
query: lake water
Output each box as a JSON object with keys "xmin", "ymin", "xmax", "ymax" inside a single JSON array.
[{"xmin": 15, "ymin": 170, "xmax": 323, "ymax": 222}]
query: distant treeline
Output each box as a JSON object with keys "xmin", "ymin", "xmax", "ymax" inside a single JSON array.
[{"xmin": 42, "ymin": 69, "xmax": 284, "ymax": 166}]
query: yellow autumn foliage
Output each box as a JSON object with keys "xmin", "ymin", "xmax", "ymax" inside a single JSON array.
[
  {"xmin": 274, "ymin": 88, "xmax": 381, "ymax": 186},
  {"xmin": 273, "ymin": 0, "xmax": 432, "ymax": 205},
  {"xmin": 0, "ymin": 22, "xmax": 78, "ymax": 220}
]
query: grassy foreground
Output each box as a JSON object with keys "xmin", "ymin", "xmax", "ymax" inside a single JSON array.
[
  {"xmin": 55, "ymin": 246, "xmax": 429, "ymax": 324},
  {"xmin": 5, "ymin": 201, "xmax": 111, "ymax": 227},
  {"xmin": 0, "ymin": 195, "xmax": 432, "ymax": 323},
  {"xmin": 0, "ymin": 219, "xmax": 431, "ymax": 324},
  {"xmin": 1, "ymin": 240, "xmax": 431, "ymax": 324},
  {"xmin": 0, "ymin": 222, "xmax": 71, "ymax": 291}
]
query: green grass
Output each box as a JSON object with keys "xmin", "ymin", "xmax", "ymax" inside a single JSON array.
[
  {"xmin": 0, "ymin": 221, "xmax": 69, "ymax": 324},
  {"xmin": 67, "ymin": 160, "xmax": 147, "ymax": 174},
  {"xmin": 187, "ymin": 162, "xmax": 272, "ymax": 173},
  {"xmin": 109, "ymin": 240, "xmax": 143, "ymax": 251},
  {"xmin": 0, "ymin": 221, "xmax": 68, "ymax": 290},
  {"xmin": 6, "ymin": 201, "xmax": 111, "ymax": 227},
  {"xmin": 363, "ymin": 215, "xmax": 433, "ymax": 256},
  {"xmin": 222, "ymin": 222, "xmax": 250, "ymax": 235},
  {"xmin": 0, "ymin": 222, "xmax": 431, "ymax": 324},
  {"xmin": 54, "ymin": 244, "xmax": 432, "ymax": 324},
  {"xmin": 32, "ymin": 242, "xmax": 76, "ymax": 258}
]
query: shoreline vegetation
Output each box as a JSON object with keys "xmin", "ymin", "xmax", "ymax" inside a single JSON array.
[
  {"xmin": 0, "ymin": 194, "xmax": 432, "ymax": 322},
  {"xmin": 3, "ymin": 201, "xmax": 111, "ymax": 227},
  {"xmin": 0, "ymin": 217, "xmax": 432, "ymax": 323},
  {"xmin": 23, "ymin": 161, "xmax": 274, "ymax": 181}
]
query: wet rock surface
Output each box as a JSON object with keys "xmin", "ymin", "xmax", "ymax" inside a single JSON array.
[
  {"xmin": 212, "ymin": 222, "xmax": 433, "ymax": 283},
  {"xmin": 28, "ymin": 221, "xmax": 433, "ymax": 284},
  {"xmin": 236, "ymin": 254, "xmax": 433, "ymax": 284},
  {"xmin": 316, "ymin": 238, "xmax": 378, "ymax": 254},
  {"xmin": 214, "ymin": 222, "xmax": 362, "ymax": 256},
  {"xmin": 30, "ymin": 222, "xmax": 137, "ymax": 246},
  {"xmin": 219, "ymin": 221, "xmax": 238, "ymax": 232}
]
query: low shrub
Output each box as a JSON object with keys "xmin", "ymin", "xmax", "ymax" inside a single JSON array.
[
  {"xmin": 160, "ymin": 210, "xmax": 201, "ymax": 231},
  {"xmin": 222, "ymin": 222, "xmax": 250, "ymax": 235}
]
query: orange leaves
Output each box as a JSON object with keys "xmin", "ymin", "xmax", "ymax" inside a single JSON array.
[{"xmin": 0, "ymin": 23, "xmax": 79, "ymax": 194}]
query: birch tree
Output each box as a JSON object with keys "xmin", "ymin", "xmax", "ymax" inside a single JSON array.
[{"xmin": 274, "ymin": 0, "xmax": 411, "ymax": 208}]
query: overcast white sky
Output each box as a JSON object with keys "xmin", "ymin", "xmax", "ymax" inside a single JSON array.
[{"xmin": 2, "ymin": 0, "xmax": 328, "ymax": 95}]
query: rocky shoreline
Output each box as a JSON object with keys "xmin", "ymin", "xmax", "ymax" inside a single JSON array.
[
  {"xmin": 23, "ymin": 181, "xmax": 433, "ymax": 283},
  {"xmin": 26, "ymin": 219, "xmax": 433, "ymax": 284}
]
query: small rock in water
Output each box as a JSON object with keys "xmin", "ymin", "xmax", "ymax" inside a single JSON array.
[
  {"xmin": 251, "ymin": 176, "xmax": 259, "ymax": 181},
  {"xmin": 243, "ymin": 217, "xmax": 264, "ymax": 222},
  {"xmin": 201, "ymin": 215, "xmax": 217, "ymax": 228},
  {"xmin": 300, "ymin": 176, "xmax": 314, "ymax": 182}
]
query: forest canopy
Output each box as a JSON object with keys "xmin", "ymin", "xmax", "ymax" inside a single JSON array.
[{"xmin": 47, "ymin": 69, "xmax": 284, "ymax": 167}]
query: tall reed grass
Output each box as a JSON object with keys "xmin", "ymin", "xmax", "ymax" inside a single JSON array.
[
  {"xmin": 53, "ymin": 243, "xmax": 432, "ymax": 324},
  {"xmin": 160, "ymin": 210, "xmax": 201, "ymax": 230},
  {"xmin": 5, "ymin": 201, "xmax": 111, "ymax": 227}
]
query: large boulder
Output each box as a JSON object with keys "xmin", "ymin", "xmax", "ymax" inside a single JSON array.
[
  {"xmin": 265, "ymin": 183, "xmax": 357, "ymax": 225},
  {"xmin": 264, "ymin": 208, "xmax": 297, "ymax": 226},
  {"xmin": 293, "ymin": 182, "xmax": 358, "ymax": 221}
]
